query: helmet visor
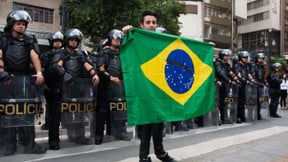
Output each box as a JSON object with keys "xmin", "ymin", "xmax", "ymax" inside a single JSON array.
[{"xmin": 10, "ymin": 10, "xmax": 32, "ymax": 23}]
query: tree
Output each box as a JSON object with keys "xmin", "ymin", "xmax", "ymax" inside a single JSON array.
[{"xmin": 63, "ymin": 0, "xmax": 186, "ymax": 47}]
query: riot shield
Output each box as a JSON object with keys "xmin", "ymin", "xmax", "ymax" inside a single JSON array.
[
  {"xmin": 109, "ymin": 81, "xmax": 130, "ymax": 140},
  {"xmin": 61, "ymin": 78, "xmax": 95, "ymax": 144},
  {"xmin": 0, "ymin": 75, "xmax": 43, "ymax": 127},
  {"xmin": 245, "ymin": 84, "xmax": 258, "ymax": 122},
  {"xmin": 223, "ymin": 84, "xmax": 238, "ymax": 124},
  {"xmin": 258, "ymin": 85, "xmax": 269, "ymax": 118},
  {"xmin": 203, "ymin": 85, "xmax": 220, "ymax": 126},
  {"xmin": 258, "ymin": 85, "xmax": 269, "ymax": 109}
]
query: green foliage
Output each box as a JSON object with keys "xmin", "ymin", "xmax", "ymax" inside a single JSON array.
[
  {"xmin": 63, "ymin": 0, "xmax": 186, "ymax": 45},
  {"xmin": 271, "ymin": 56, "xmax": 287, "ymax": 68}
]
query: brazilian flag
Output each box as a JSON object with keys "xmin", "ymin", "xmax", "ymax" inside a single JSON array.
[{"xmin": 120, "ymin": 28, "xmax": 215, "ymax": 126}]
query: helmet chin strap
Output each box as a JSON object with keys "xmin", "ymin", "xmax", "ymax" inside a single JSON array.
[
  {"xmin": 67, "ymin": 44, "xmax": 77, "ymax": 50},
  {"xmin": 12, "ymin": 29, "xmax": 25, "ymax": 38}
]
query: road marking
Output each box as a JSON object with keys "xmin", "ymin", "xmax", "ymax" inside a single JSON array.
[{"xmin": 119, "ymin": 126, "xmax": 288, "ymax": 162}]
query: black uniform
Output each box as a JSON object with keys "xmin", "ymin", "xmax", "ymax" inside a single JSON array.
[
  {"xmin": 249, "ymin": 62, "xmax": 266, "ymax": 119},
  {"xmin": 233, "ymin": 61, "xmax": 249, "ymax": 123},
  {"xmin": 0, "ymin": 32, "xmax": 46, "ymax": 155},
  {"xmin": 40, "ymin": 49, "xmax": 62, "ymax": 149},
  {"xmin": 95, "ymin": 48, "xmax": 130, "ymax": 144},
  {"xmin": 214, "ymin": 58, "xmax": 235, "ymax": 124},
  {"xmin": 53, "ymin": 48, "xmax": 92, "ymax": 144},
  {"xmin": 267, "ymin": 69, "xmax": 282, "ymax": 117}
]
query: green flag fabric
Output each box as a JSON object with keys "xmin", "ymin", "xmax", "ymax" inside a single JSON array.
[{"xmin": 120, "ymin": 27, "xmax": 215, "ymax": 126}]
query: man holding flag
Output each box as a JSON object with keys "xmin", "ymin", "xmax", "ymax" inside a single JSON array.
[{"xmin": 121, "ymin": 10, "xmax": 215, "ymax": 162}]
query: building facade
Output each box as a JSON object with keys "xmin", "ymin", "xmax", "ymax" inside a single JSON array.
[
  {"xmin": 179, "ymin": 1, "xmax": 203, "ymax": 41},
  {"xmin": 0, "ymin": 0, "xmax": 62, "ymax": 52},
  {"xmin": 281, "ymin": 0, "xmax": 288, "ymax": 57},
  {"xmin": 238, "ymin": 0, "xmax": 281, "ymax": 57}
]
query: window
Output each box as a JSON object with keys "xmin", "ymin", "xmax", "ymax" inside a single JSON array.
[
  {"xmin": 242, "ymin": 31, "xmax": 266, "ymax": 51},
  {"xmin": 13, "ymin": 3, "xmax": 54, "ymax": 24},
  {"xmin": 247, "ymin": 0, "xmax": 269, "ymax": 10},
  {"xmin": 204, "ymin": 6, "xmax": 231, "ymax": 20}
]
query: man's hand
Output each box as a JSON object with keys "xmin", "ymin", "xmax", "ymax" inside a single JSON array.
[
  {"xmin": 32, "ymin": 72, "xmax": 44, "ymax": 85},
  {"xmin": 111, "ymin": 76, "xmax": 120, "ymax": 85},
  {"xmin": 92, "ymin": 74, "xmax": 100, "ymax": 86},
  {"xmin": 122, "ymin": 25, "xmax": 133, "ymax": 34}
]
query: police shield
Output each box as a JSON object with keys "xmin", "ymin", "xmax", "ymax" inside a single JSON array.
[
  {"xmin": 223, "ymin": 84, "xmax": 238, "ymax": 123},
  {"xmin": 109, "ymin": 81, "xmax": 128, "ymax": 138},
  {"xmin": 258, "ymin": 85, "xmax": 269, "ymax": 109},
  {"xmin": 61, "ymin": 78, "xmax": 95, "ymax": 144},
  {"xmin": 245, "ymin": 83, "xmax": 258, "ymax": 122},
  {"xmin": 0, "ymin": 75, "xmax": 43, "ymax": 127},
  {"xmin": 203, "ymin": 85, "xmax": 220, "ymax": 126}
]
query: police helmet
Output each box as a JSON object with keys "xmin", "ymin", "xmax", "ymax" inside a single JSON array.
[
  {"xmin": 64, "ymin": 28, "xmax": 83, "ymax": 45},
  {"xmin": 218, "ymin": 49, "xmax": 232, "ymax": 59},
  {"xmin": 272, "ymin": 62, "xmax": 282, "ymax": 69},
  {"xmin": 238, "ymin": 51, "xmax": 250, "ymax": 60},
  {"xmin": 96, "ymin": 38, "xmax": 109, "ymax": 53},
  {"xmin": 255, "ymin": 52, "xmax": 265, "ymax": 59},
  {"xmin": 107, "ymin": 29, "xmax": 124, "ymax": 44},
  {"xmin": 48, "ymin": 31, "xmax": 64, "ymax": 45},
  {"xmin": 6, "ymin": 10, "xmax": 32, "ymax": 29}
]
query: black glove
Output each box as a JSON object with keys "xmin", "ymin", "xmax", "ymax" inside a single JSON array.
[
  {"xmin": 63, "ymin": 73, "xmax": 73, "ymax": 84},
  {"xmin": 0, "ymin": 71, "xmax": 10, "ymax": 82}
]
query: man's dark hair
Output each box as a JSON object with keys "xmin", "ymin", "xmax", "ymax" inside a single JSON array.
[{"xmin": 140, "ymin": 10, "xmax": 158, "ymax": 23}]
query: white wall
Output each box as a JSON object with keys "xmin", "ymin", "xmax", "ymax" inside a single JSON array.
[
  {"xmin": 179, "ymin": 1, "xmax": 203, "ymax": 41},
  {"xmin": 234, "ymin": 0, "xmax": 248, "ymax": 19},
  {"xmin": 238, "ymin": 0, "xmax": 281, "ymax": 34}
]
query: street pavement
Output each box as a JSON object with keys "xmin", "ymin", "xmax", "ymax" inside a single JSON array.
[{"xmin": 0, "ymin": 108, "xmax": 288, "ymax": 162}]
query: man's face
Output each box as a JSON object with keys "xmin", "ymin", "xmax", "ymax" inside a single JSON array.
[
  {"xmin": 140, "ymin": 15, "xmax": 157, "ymax": 31},
  {"xmin": 52, "ymin": 40, "xmax": 62, "ymax": 49},
  {"xmin": 223, "ymin": 55, "xmax": 230, "ymax": 61},
  {"xmin": 257, "ymin": 58, "xmax": 264, "ymax": 63},
  {"xmin": 68, "ymin": 38, "xmax": 79, "ymax": 49},
  {"xmin": 111, "ymin": 38, "xmax": 121, "ymax": 47},
  {"xmin": 241, "ymin": 57, "xmax": 248, "ymax": 63},
  {"xmin": 13, "ymin": 21, "xmax": 26, "ymax": 34}
]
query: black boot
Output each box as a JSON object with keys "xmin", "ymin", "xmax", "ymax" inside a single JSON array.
[
  {"xmin": 95, "ymin": 135, "xmax": 103, "ymax": 145},
  {"xmin": 157, "ymin": 152, "xmax": 178, "ymax": 162}
]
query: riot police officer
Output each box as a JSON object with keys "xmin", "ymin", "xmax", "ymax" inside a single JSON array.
[
  {"xmin": 52, "ymin": 28, "xmax": 100, "ymax": 145},
  {"xmin": 249, "ymin": 53, "xmax": 267, "ymax": 120},
  {"xmin": 214, "ymin": 49, "xmax": 240, "ymax": 124},
  {"xmin": 0, "ymin": 10, "xmax": 46, "ymax": 155},
  {"xmin": 233, "ymin": 51, "xmax": 256, "ymax": 123},
  {"xmin": 267, "ymin": 62, "xmax": 282, "ymax": 118},
  {"xmin": 95, "ymin": 29, "xmax": 131, "ymax": 145},
  {"xmin": 40, "ymin": 31, "xmax": 63, "ymax": 150}
]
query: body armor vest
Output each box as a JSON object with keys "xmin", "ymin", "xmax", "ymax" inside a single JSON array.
[
  {"xmin": 214, "ymin": 59, "xmax": 231, "ymax": 83},
  {"xmin": 251, "ymin": 63, "xmax": 265, "ymax": 82},
  {"xmin": 234, "ymin": 62, "xmax": 249, "ymax": 83},
  {"xmin": 62, "ymin": 52, "xmax": 83, "ymax": 77},
  {"xmin": 3, "ymin": 37, "xmax": 31, "ymax": 74},
  {"xmin": 268, "ymin": 71, "xmax": 282, "ymax": 89},
  {"xmin": 107, "ymin": 50, "xmax": 122, "ymax": 79}
]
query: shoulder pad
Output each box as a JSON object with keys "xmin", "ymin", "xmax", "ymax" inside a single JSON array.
[{"xmin": 23, "ymin": 34, "xmax": 37, "ymax": 44}]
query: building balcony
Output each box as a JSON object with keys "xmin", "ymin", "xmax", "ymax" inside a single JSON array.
[
  {"xmin": 204, "ymin": 17, "xmax": 231, "ymax": 27},
  {"xmin": 205, "ymin": 33, "xmax": 231, "ymax": 45},
  {"xmin": 204, "ymin": 0, "xmax": 231, "ymax": 9}
]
